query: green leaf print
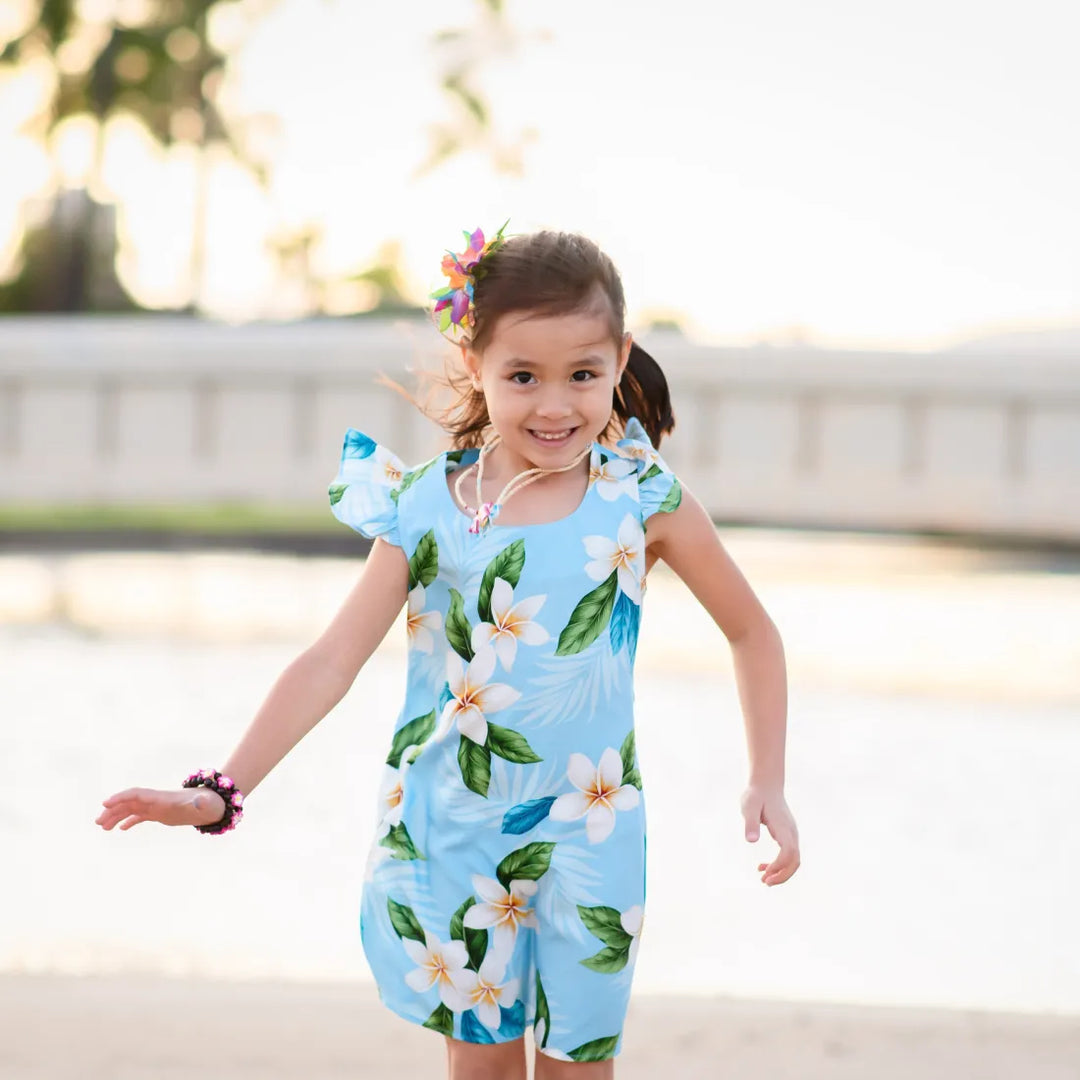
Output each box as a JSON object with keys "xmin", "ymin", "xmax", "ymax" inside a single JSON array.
[
  {"xmin": 390, "ymin": 458, "xmax": 437, "ymax": 505},
  {"xmin": 378, "ymin": 822, "xmax": 424, "ymax": 861},
  {"xmin": 637, "ymin": 463, "xmax": 662, "ymax": 484},
  {"xmin": 407, "ymin": 529, "xmax": 439, "ymax": 590},
  {"xmin": 486, "ymin": 723, "xmax": 542, "ymax": 764},
  {"xmin": 534, "ymin": 972, "xmax": 551, "ymax": 1048},
  {"xmin": 477, "ymin": 538, "xmax": 526, "ymax": 624},
  {"xmin": 555, "ymin": 571, "xmax": 618, "ymax": 656},
  {"xmin": 569, "ymin": 1035, "xmax": 620, "ymax": 1062},
  {"xmin": 422, "ymin": 1003, "xmax": 454, "ymax": 1037},
  {"xmin": 656, "ymin": 476, "xmax": 682, "ymax": 514},
  {"xmin": 577, "ymin": 905, "xmax": 634, "ymax": 949},
  {"xmin": 580, "ymin": 943, "xmax": 632, "ymax": 974},
  {"xmin": 446, "ymin": 448, "xmax": 467, "ymax": 465},
  {"xmin": 495, "ymin": 841, "xmax": 556, "ymax": 890},
  {"xmin": 619, "ymin": 731, "xmax": 636, "ymax": 784},
  {"xmin": 449, "ymin": 898, "xmax": 488, "ymax": 972},
  {"xmin": 328, "ymin": 483, "xmax": 348, "ymax": 506},
  {"xmin": 622, "ymin": 766, "xmax": 642, "ymax": 790},
  {"xmin": 386, "ymin": 710, "xmax": 436, "ymax": 768},
  {"xmin": 446, "ymin": 587, "xmax": 475, "ymax": 662},
  {"xmin": 387, "ymin": 898, "xmax": 425, "ymax": 943},
  {"xmin": 458, "ymin": 734, "xmax": 492, "ymax": 797}
]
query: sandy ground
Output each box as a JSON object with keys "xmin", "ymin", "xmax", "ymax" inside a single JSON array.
[{"xmin": 2, "ymin": 975, "xmax": 1078, "ymax": 1080}]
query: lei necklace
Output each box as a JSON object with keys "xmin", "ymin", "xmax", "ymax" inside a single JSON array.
[{"xmin": 454, "ymin": 436, "xmax": 592, "ymax": 535}]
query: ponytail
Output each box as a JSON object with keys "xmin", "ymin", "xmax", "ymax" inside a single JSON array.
[{"xmin": 613, "ymin": 343, "xmax": 675, "ymax": 448}]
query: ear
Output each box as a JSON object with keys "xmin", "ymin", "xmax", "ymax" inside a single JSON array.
[
  {"xmin": 461, "ymin": 343, "xmax": 483, "ymax": 390},
  {"xmin": 615, "ymin": 333, "xmax": 633, "ymax": 381}
]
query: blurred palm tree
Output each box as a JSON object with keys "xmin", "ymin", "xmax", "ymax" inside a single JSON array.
[{"xmin": 0, "ymin": 0, "xmax": 274, "ymax": 311}]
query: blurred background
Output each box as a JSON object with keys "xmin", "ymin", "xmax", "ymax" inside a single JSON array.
[{"xmin": 1, "ymin": 0, "xmax": 1078, "ymax": 1077}]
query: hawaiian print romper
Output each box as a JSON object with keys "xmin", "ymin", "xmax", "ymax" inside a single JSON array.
[{"xmin": 328, "ymin": 417, "xmax": 681, "ymax": 1063}]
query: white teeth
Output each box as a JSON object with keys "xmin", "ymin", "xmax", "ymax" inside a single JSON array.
[{"xmin": 531, "ymin": 429, "xmax": 572, "ymax": 441}]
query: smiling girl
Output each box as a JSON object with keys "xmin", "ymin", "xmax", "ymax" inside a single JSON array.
[{"xmin": 97, "ymin": 226, "xmax": 800, "ymax": 1080}]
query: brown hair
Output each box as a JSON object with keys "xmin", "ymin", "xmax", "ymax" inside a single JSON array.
[{"xmin": 403, "ymin": 230, "xmax": 675, "ymax": 449}]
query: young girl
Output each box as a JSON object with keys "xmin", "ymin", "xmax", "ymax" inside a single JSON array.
[{"xmin": 96, "ymin": 227, "xmax": 800, "ymax": 1079}]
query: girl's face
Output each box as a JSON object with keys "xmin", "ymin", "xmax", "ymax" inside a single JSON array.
[{"xmin": 462, "ymin": 304, "xmax": 631, "ymax": 472}]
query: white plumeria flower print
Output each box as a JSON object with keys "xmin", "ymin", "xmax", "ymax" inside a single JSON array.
[
  {"xmin": 406, "ymin": 585, "xmax": 442, "ymax": 654},
  {"xmin": 435, "ymin": 646, "xmax": 520, "ymax": 745},
  {"xmin": 588, "ymin": 456, "xmax": 638, "ymax": 502},
  {"xmin": 583, "ymin": 513, "xmax": 645, "ymax": 605},
  {"xmin": 462, "ymin": 875, "xmax": 539, "ymax": 961},
  {"xmin": 402, "ymin": 931, "xmax": 473, "ymax": 1012},
  {"xmin": 455, "ymin": 954, "xmax": 521, "ymax": 1030},
  {"xmin": 549, "ymin": 748, "xmax": 640, "ymax": 844},
  {"xmin": 621, "ymin": 904, "xmax": 644, "ymax": 965},
  {"xmin": 470, "ymin": 577, "xmax": 549, "ymax": 671},
  {"xmin": 375, "ymin": 752, "xmax": 413, "ymax": 838},
  {"xmin": 374, "ymin": 444, "xmax": 404, "ymax": 485},
  {"xmin": 535, "ymin": 1033, "xmax": 573, "ymax": 1062}
]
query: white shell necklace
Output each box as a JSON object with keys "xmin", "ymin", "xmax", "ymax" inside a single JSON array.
[{"xmin": 453, "ymin": 434, "xmax": 592, "ymax": 535}]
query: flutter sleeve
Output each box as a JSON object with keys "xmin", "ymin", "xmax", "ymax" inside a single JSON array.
[
  {"xmin": 618, "ymin": 416, "xmax": 683, "ymax": 522},
  {"xmin": 327, "ymin": 429, "xmax": 406, "ymax": 547}
]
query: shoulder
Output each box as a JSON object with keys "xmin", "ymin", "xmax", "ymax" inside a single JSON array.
[
  {"xmin": 603, "ymin": 417, "xmax": 682, "ymax": 523},
  {"xmin": 328, "ymin": 429, "xmax": 447, "ymax": 546}
]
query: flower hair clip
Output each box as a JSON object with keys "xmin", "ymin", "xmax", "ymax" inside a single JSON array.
[{"xmin": 430, "ymin": 221, "xmax": 509, "ymax": 337}]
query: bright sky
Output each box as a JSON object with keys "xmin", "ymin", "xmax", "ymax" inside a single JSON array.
[{"xmin": 1, "ymin": 0, "xmax": 1078, "ymax": 349}]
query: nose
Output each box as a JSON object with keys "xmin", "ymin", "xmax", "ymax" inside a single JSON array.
[{"xmin": 533, "ymin": 386, "xmax": 574, "ymax": 420}]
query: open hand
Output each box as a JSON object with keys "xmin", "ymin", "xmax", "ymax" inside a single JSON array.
[
  {"xmin": 741, "ymin": 784, "xmax": 800, "ymax": 886},
  {"xmin": 96, "ymin": 787, "xmax": 226, "ymax": 832}
]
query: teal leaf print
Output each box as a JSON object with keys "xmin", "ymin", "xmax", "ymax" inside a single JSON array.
[
  {"xmin": 328, "ymin": 483, "xmax": 347, "ymax": 506},
  {"xmin": 477, "ymin": 539, "xmax": 526, "ymax": 624},
  {"xmin": 578, "ymin": 904, "xmax": 635, "ymax": 949},
  {"xmin": 458, "ymin": 734, "xmax": 491, "ymax": 797},
  {"xmin": 609, "ymin": 590, "xmax": 640, "ymax": 654},
  {"xmin": 499, "ymin": 1000, "xmax": 526, "ymax": 1037},
  {"xmin": 446, "ymin": 588, "xmax": 475, "ymax": 662},
  {"xmin": 344, "ymin": 430, "xmax": 376, "ymax": 459},
  {"xmin": 449, "ymin": 897, "xmax": 488, "ymax": 971},
  {"xmin": 390, "ymin": 457, "xmax": 437, "ymax": 505},
  {"xmin": 408, "ymin": 529, "xmax": 439, "ymax": 590},
  {"xmin": 438, "ymin": 681, "xmax": 453, "ymax": 713},
  {"xmin": 555, "ymin": 571, "xmax": 618, "ymax": 656},
  {"xmin": 486, "ymin": 723, "xmax": 542, "ymax": 765},
  {"xmin": 422, "ymin": 1003, "xmax": 454, "ymax": 1036},
  {"xmin": 619, "ymin": 731, "xmax": 636, "ymax": 783},
  {"xmin": 569, "ymin": 1035, "xmax": 620, "ymax": 1062},
  {"xmin": 656, "ymin": 477, "xmax": 682, "ymax": 515},
  {"xmin": 495, "ymin": 841, "xmax": 556, "ymax": 890},
  {"xmin": 637, "ymin": 462, "xmax": 662, "ymax": 484},
  {"xmin": 580, "ymin": 943, "xmax": 632, "ymax": 973},
  {"xmin": 379, "ymin": 822, "xmax": 424, "ymax": 861},
  {"xmin": 534, "ymin": 972, "xmax": 551, "ymax": 1047},
  {"xmin": 386, "ymin": 710, "xmax": 436, "ymax": 768},
  {"xmin": 461, "ymin": 1009, "xmax": 495, "ymax": 1043},
  {"xmin": 501, "ymin": 796, "xmax": 556, "ymax": 835},
  {"xmin": 387, "ymin": 898, "xmax": 425, "ymax": 943}
]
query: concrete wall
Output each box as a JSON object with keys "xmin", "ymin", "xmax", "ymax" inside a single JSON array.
[{"xmin": 1, "ymin": 316, "xmax": 1078, "ymax": 540}]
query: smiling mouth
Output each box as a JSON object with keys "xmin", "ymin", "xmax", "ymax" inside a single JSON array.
[{"xmin": 529, "ymin": 428, "xmax": 577, "ymax": 441}]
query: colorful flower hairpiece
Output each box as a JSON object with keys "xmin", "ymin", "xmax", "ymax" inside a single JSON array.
[{"xmin": 430, "ymin": 220, "xmax": 509, "ymax": 337}]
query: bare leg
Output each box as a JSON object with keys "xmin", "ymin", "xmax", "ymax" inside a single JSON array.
[
  {"xmin": 535, "ymin": 1051, "xmax": 615, "ymax": 1080},
  {"xmin": 445, "ymin": 1035, "xmax": 527, "ymax": 1080}
]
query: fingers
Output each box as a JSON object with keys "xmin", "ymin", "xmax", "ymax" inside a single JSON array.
[{"xmin": 95, "ymin": 789, "xmax": 158, "ymax": 831}]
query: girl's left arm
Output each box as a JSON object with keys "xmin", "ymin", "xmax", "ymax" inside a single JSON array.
[{"xmin": 646, "ymin": 485, "xmax": 801, "ymax": 886}]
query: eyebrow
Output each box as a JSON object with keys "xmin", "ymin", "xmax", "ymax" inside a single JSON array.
[{"xmin": 502, "ymin": 354, "xmax": 610, "ymax": 369}]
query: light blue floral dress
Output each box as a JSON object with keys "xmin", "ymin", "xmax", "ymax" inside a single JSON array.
[{"xmin": 328, "ymin": 418, "xmax": 681, "ymax": 1062}]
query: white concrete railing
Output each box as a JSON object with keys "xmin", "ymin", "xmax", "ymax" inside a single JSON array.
[{"xmin": 1, "ymin": 316, "xmax": 1078, "ymax": 541}]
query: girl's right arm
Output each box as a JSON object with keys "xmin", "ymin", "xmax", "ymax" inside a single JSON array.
[{"xmin": 95, "ymin": 538, "xmax": 410, "ymax": 833}]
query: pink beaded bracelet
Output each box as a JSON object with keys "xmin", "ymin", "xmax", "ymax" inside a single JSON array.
[{"xmin": 181, "ymin": 769, "xmax": 245, "ymax": 834}]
